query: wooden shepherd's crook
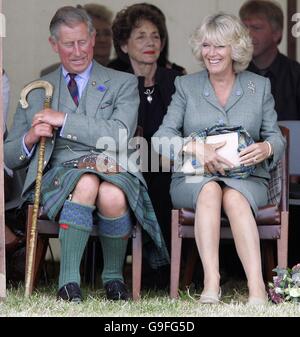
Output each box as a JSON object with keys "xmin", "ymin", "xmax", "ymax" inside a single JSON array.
[{"xmin": 20, "ymin": 80, "xmax": 54, "ymax": 297}]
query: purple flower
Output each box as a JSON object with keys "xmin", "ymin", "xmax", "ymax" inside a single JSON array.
[
  {"xmin": 292, "ymin": 264, "xmax": 300, "ymax": 273},
  {"xmin": 292, "ymin": 273, "xmax": 300, "ymax": 285},
  {"xmin": 269, "ymin": 288, "xmax": 284, "ymax": 304},
  {"xmin": 268, "ymin": 263, "xmax": 300, "ymax": 303},
  {"xmin": 273, "ymin": 275, "xmax": 283, "ymax": 287}
]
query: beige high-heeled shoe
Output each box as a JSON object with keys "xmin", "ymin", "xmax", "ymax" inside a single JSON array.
[{"xmin": 199, "ymin": 288, "xmax": 222, "ymax": 304}]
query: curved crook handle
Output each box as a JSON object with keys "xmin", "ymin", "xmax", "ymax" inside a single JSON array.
[{"xmin": 20, "ymin": 80, "xmax": 54, "ymax": 109}]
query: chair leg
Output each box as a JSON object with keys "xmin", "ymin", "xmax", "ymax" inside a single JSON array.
[
  {"xmin": 82, "ymin": 244, "xmax": 89, "ymax": 285},
  {"xmin": 91, "ymin": 240, "xmax": 97, "ymax": 289},
  {"xmin": 81, "ymin": 237, "xmax": 99, "ymax": 288},
  {"xmin": 132, "ymin": 222, "xmax": 142, "ymax": 300},
  {"xmin": 170, "ymin": 210, "xmax": 182, "ymax": 299},
  {"xmin": 183, "ymin": 241, "xmax": 198, "ymax": 288},
  {"xmin": 33, "ymin": 237, "xmax": 49, "ymax": 288},
  {"xmin": 262, "ymin": 241, "xmax": 275, "ymax": 282},
  {"xmin": 277, "ymin": 211, "xmax": 289, "ymax": 268}
]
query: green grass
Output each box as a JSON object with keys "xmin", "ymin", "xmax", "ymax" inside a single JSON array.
[{"xmin": 0, "ymin": 280, "xmax": 300, "ymax": 317}]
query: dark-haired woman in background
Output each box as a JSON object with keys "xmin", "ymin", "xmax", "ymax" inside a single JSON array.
[
  {"xmin": 111, "ymin": 3, "xmax": 181, "ymax": 288},
  {"xmin": 108, "ymin": 2, "xmax": 186, "ymax": 75}
]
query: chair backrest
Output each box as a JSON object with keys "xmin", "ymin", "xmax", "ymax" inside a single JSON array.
[{"xmin": 278, "ymin": 121, "xmax": 300, "ymax": 176}]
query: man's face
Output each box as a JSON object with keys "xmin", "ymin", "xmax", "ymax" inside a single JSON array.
[
  {"xmin": 242, "ymin": 15, "xmax": 281, "ymax": 58},
  {"xmin": 93, "ymin": 17, "xmax": 112, "ymax": 66},
  {"xmin": 50, "ymin": 22, "xmax": 95, "ymax": 73}
]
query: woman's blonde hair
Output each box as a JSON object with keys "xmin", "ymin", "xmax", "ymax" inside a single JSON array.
[{"xmin": 190, "ymin": 13, "xmax": 253, "ymax": 73}]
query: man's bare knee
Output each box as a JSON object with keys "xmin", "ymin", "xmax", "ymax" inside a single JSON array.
[
  {"xmin": 72, "ymin": 174, "xmax": 100, "ymax": 204},
  {"xmin": 97, "ymin": 182, "xmax": 127, "ymax": 217}
]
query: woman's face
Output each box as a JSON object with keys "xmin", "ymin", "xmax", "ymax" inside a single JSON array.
[
  {"xmin": 201, "ymin": 39, "xmax": 233, "ymax": 76},
  {"xmin": 121, "ymin": 19, "xmax": 162, "ymax": 66}
]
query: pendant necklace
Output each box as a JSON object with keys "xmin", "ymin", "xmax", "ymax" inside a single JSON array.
[{"xmin": 144, "ymin": 87, "xmax": 155, "ymax": 103}]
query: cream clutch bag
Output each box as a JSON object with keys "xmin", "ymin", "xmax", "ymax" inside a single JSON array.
[
  {"xmin": 181, "ymin": 132, "xmax": 240, "ymax": 174},
  {"xmin": 206, "ymin": 132, "xmax": 240, "ymax": 169}
]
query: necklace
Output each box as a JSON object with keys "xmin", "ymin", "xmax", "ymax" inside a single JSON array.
[{"xmin": 144, "ymin": 87, "xmax": 155, "ymax": 103}]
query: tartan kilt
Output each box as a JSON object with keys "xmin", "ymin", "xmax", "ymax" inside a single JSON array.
[{"xmin": 26, "ymin": 166, "xmax": 170, "ymax": 269}]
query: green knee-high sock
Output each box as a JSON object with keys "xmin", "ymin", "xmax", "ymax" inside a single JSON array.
[
  {"xmin": 58, "ymin": 200, "xmax": 95, "ymax": 289},
  {"xmin": 97, "ymin": 211, "xmax": 132, "ymax": 286}
]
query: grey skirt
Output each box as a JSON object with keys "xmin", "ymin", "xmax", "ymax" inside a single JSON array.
[{"xmin": 170, "ymin": 174, "xmax": 269, "ymax": 216}]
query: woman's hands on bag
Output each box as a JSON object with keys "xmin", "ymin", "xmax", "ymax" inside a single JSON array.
[
  {"xmin": 184, "ymin": 140, "xmax": 234, "ymax": 175},
  {"xmin": 239, "ymin": 142, "xmax": 270, "ymax": 166}
]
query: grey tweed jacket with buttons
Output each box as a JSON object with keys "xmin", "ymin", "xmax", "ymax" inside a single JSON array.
[
  {"xmin": 4, "ymin": 61, "xmax": 141, "ymax": 199},
  {"xmin": 154, "ymin": 69, "xmax": 286, "ymax": 180}
]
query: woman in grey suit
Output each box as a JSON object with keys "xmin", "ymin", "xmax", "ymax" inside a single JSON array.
[{"xmin": 154, "ymin": 13, "xmax": 285, "ymax": 304}]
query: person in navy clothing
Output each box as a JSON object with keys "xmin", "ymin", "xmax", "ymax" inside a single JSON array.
[{"xmin": 111, "ymin": 3, "xmax": 181, "ymax": 288}]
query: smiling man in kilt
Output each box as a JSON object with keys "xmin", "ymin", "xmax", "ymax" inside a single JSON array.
[{"xmin": 4, "ymin": 6, "xmax": 169, "ymax": 302}]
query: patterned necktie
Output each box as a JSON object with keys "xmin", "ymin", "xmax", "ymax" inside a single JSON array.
[{"xmin": 67, "ymin": 73, "xmax": 79, "ymax": 106}]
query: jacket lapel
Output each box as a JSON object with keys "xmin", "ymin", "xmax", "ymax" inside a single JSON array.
[
  {"xmin": 224, "ymin": 74, "xmax": 243, "ymax": 112},
  {"xmin": 45, "ymin": 67, "xmax": 77, "ymax": 112},
  {"xmin": 202, "ymin": 75, "xmax": 225, "ymax": 114},
  {"xmin": 202, "ymin": 72, "xmax": 244, "ymax": 114},
  {"xmin": 43, "ymin": 67, "xmax": 61, "ymax": 112},
  {"xmin": 59, "ymin": 73, "xmax": 78, "ymax": 112},
  {"xmin": 85, "ymin": 62, "xmax": 110, "ymax": 117},
  {"xmin": 137, "ymin": 76, "xmax": 147, "ymax": 127},
  {"xmin": 41, "ymin": 67, "xmax": 62, "ymax": 160}
]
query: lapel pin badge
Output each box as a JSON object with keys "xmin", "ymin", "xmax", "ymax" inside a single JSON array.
[
  {"xmin": 97, "ymin": 85, "xmax": 106, "ymax": 92},
  {"xmin": 248, "ymin": 81, "xmax": 256, "ymax": 94}
]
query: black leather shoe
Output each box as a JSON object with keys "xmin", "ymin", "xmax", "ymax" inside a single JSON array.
[
  {"xmin": 57, "ymin": 282, "xmax": 82, "ymax": 303},
  {"xmin": 104, "ymin": 280, "xmax": 129, "ymax": 301}
]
